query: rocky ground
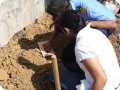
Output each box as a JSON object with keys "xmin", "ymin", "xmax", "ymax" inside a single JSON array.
[{"xmin": 0, "ymin": 13, "xmax": 120, "ymax": 90}]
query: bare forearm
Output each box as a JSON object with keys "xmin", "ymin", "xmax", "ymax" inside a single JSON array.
[
  {"xmin": 82, "ymin": 57, "xmax": 107, "ymax": 90},
  {"xmin": 91, "ymin": 80, "xmax": 106, "ymax": 90},
  {"xmin": 91, "ymin": 20, "xmax": 117, "ymax": 30}
]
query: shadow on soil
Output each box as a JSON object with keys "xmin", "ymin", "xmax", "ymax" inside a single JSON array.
[
  {"xmin": 17, "ymin": 32, "xmax": 70, "ymax": 90},
  {"xmin": 17, "ymin": 57, "xmax": 55, "ymax": 90},
  {"xmin": 18, "ymin": 32, "xmax": 51, "ymax": 50},
  {"xmin": 17, "ymin": 33, "xmax": 63, "ymax": 90},
  {"xmin": 18, "ymin": 32, "xmax": 70, "ymax": 58}
]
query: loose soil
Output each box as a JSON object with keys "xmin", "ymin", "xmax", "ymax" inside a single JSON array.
[{"xmin": 0, "ymin": 13, "xmax": 120, "ymax": 90}]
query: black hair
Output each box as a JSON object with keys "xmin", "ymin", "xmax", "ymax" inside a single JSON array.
[
  {"xmin": 47, "ymin": 0, "xmax": 72, "ymax": 17},
  {"xmin": 60, "ymin": 10, "xmax": 85, "ymax": 33}
]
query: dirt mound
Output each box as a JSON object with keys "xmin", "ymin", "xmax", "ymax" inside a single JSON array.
[{"xmin": 0, "ymin": 13, "xmax": 120, "ymax": 90}]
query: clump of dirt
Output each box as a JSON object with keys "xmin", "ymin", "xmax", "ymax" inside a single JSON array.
[{"xmin": 0, "ymin": 13, "xmax": 120, "ymax": 90}]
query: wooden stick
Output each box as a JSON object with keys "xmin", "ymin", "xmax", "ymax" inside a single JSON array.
[
  {"xmin": 38, "ymin": 41, "xmax": 61, "ymax": 90},
  {"xmin": 51, "ymin": 55, "xmax": 61, "ymax": 90}
]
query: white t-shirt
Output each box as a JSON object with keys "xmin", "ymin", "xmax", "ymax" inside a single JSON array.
[{"xmin": 75, "ymin": 24, "xmax": 120, "ymax": 90}]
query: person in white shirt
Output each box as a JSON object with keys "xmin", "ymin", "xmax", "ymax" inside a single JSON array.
[{"xmin": 50, "ymin": 10, "xmax": 120, "ymax": 90}]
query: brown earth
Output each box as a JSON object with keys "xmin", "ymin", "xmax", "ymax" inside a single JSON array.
[{"xmin": 0, "ymin": 13, "xmax": 120, "ymax": 90}]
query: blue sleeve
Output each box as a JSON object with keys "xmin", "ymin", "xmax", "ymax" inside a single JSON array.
[
  {"xmin": 86, "ymin": 0, "xmax": 116, "ymax": 20},
  {"xmin": 70, "ymin": 0, "xmax": 116, "ymax": 21}
]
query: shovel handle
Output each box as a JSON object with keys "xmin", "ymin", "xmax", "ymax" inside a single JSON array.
[{"xmin": 52, "ymin": 56, "xmax": 61, "ymax": 90}]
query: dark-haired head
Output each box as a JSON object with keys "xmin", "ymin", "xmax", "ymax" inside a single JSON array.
[
  {"xmin": 60, "ymin": 10, "xmax": 85, "ymax": 33},
  {"xmin": 47, "ymin": 0, "xmax": 72, "ymax": 17}
]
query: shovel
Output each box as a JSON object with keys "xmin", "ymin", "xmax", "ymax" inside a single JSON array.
[{"xmin": 38, "ymin": 41, "xmax": 61, "ymax": 90}]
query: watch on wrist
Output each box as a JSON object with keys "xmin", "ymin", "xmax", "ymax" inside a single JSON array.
[{"xmin": 88, "ymin": 20, "xmax": 92, "ymax": 27}]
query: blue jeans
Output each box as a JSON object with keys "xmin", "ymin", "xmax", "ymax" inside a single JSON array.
[{"xmin": 50, "ymin": 69, "xmax": 85, "ymax": 90}]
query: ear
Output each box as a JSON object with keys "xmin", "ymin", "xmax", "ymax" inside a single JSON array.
[{"xmin": 63, "ymin": 27, "xmax": 70, "ymax": 34}]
